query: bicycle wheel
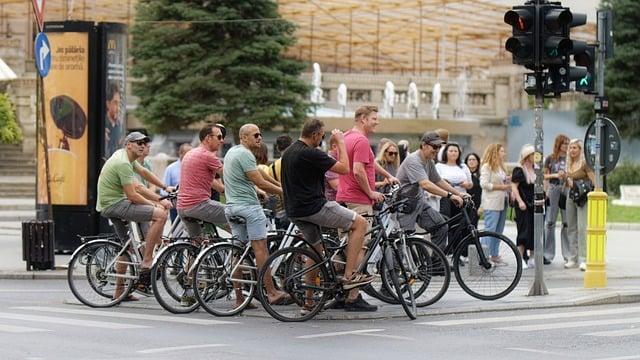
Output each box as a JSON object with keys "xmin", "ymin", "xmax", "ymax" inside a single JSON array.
[
  {"xmin": 380, "ymin": 237, "xmax": 450, "ymax": 308},
  {"xmin": 383, "ymin": 244, "xmax": 417, "ymax": 320},
  {"xmin": 193, "ymin": 243, "xmax": 256, "ymax": 317},
  {"xmin": 453, "ymin": 230, "xmax": 522, "ymax": 300},
  {"xmin": 151, "ymin": 242, "xmax": 200, "ymax": 314},
  {"xmin": 257, "ymin": 246, "xmax": 330, "ymax": 322},
  {"xmin": 68, "ymin": 240, "xmax": 134, "ymax": 307}
]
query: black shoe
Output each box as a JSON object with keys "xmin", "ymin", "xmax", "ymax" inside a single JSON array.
[
  {"xmin": 327, "ymin": 294, "xmax": 345, "ymax": 309},
  {"xmin": 543, "ymin": 258, "xmax": 551, "ymax": 265},
  {"xmin": 344, "ymin": 295, "xmax": 378, "ymax": 312}
]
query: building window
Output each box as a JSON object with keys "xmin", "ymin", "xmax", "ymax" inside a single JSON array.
[
  {"xmin": 348, "ymin": 89, "xmax": 371, "ymax": 102},
  {"xmin": 420, "ymin": 91, "xmax": 449, "ymax": 104}
]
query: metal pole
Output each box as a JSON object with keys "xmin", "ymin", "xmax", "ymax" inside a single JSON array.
[{"xmin": 594, "ymin": 11, "xmax": 607, "ymax": 191}]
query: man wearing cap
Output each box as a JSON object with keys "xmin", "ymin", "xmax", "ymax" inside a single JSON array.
[
  {"xmin": 396, "ymin": 131, "xmax": 466, "ymax": 250},
  {"xmin": 97, "ymin": 131, "xmax": 173, "ymax": 282},
  {"xmin": 177, "ymin": 124, "xmax": 228, "ymax": 238}
]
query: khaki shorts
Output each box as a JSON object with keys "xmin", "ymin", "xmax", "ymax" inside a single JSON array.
[
  {"xmin": 291, "ymin": 201, "xmax": 356, "ymax": 245},
  {"xmin": 343, "ymin": 202, "xmax": 373, "ymax": 246},
  {"xmin": 101, "ymin": 199, "xmax": 154, "ymax": 241}
]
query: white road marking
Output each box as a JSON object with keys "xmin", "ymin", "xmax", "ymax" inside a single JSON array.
[
  {"xmin": 354, "ymin": 333, "xmax": 415, "ymax": 341},
  {"xmin": 0, "ymin": 312, "xmax": 147, "ymax": 329},
  {"xmin": 585, "ymin": 328, "xmax": 640, "ymax": 337},
  {"xmin": 418, "ymin": 306, "xmax": 640, "ymax": 326},
  {"xmin": 297, "ymin": 329, "xmax": 385, "ymax": 339},
  {"xmin": 505, "ymin": 347, "xmax": 565, "ymax": 355},
  {"xmin": 137, "ymin": 344, "xmax": 228, "ymax": 354},
  {"xmin": 592, "ymin": 356, "xmax": 640, "ymax": 360},
  {"xmin": 0, "ymin": 323, "xmax": 51, "ymax": 333},
  {"xmin": 14, "ymin": 306, "xmax": 239, "ymax": 325},
  {"xmin": 496, "ymin": 317, "xmax": 640, "ymax": 332},
  {"xmin": 0, "ymin": 290, "xmax": 68, "ymax": 293}
]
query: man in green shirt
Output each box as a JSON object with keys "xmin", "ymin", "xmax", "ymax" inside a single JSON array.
[{"xmin": 97, "ymin": 132, "xmax": 172, "ymax": 288}]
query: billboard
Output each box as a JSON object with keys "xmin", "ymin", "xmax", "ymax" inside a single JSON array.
[
  {"xmin": 37, "ymin": 31, "xmax": 89, "ymax": 206},
  {"xmin": 102, "ymin": 23, "xmax": 128, "ymax": 160}
]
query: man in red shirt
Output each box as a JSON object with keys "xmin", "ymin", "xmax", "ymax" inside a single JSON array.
[{"xmin": 335, "ymin": 105, "xmax": 397, "ymax": 309}]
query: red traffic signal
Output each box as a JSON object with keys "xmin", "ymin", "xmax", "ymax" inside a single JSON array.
[{"xmin": 505, "ymin": 6, "xmax": 536, "ymax": 69}]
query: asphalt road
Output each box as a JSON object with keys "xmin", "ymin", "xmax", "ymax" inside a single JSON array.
[{"xmin": 0, "ymin": 279, "xmax": 639, "ymax": 360}]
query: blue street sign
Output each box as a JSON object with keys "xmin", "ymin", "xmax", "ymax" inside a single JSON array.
[{"xmin": 34, "ymin": 32, "xmax": 51, "ymax": 78}]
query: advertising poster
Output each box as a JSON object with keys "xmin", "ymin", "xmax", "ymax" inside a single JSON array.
[
  {"xmin": 37, "ymin": 32, "xmax": 89, "ymax": 206},
  {"xmin": 103, "ymin": 26, "xmax": 127, "ymax": 159}
]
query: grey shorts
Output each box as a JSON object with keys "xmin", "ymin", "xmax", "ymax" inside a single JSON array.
[
  {"xmin": 178, "ymin": 199, "xmax": 227, "ymax": 237},
  {"xmin": 290, "ymin": 201, "xmax": 356, "ymax": 245},
  {"xmin": 225, "ymin": 204, "xmax": 268, "ymax": 243},
  {"xmin": 101, "ymin": 199, "xmax": 154, "ymax": 241}
]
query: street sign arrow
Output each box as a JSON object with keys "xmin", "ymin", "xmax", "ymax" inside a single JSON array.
[{"xmin": 34, "ymin": 32, "xmax": 51, "ymax": 78}]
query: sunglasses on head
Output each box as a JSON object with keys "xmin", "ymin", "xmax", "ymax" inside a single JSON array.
[{"xmin": 253, "ymin": 133, "xmax": 263, "ymax": 139}]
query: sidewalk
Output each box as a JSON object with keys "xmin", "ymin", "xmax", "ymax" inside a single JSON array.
[{"xmin": 3, "ymin": 221, "xmax": 640, "ymax": 318}]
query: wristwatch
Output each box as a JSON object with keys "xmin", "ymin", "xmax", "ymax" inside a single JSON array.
[{"xmin": 447, "ymin": 192, "xmax": 453, "ymax": 199}]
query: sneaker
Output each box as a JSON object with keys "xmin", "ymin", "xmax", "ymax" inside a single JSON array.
[
  {"xmin": 344, "ymin": 295, "xmax": 378, "ymax": 312},
  {"xmin": 527, "ymin": 259, "xmax": 536, "ymax": 269},
  {"xmin": 341, "ymin": 274, "xmax": 374, "ymax": 290},
  {"xmin": 564, "ymin": 260, "xmax": 577, "ymax": 269},
  {"xmin": 579, "ymin": 262, "xmax": 587, "ymax": 271},
  {"xmin": 327, "ymin": 294, "xmax": 345, "ymax": 309},
  {"xmin": 543, "ymin": 258, "xmax": 552, "ymax": 265},
  {"xmin": 522, "ymin": 259, "xmax": 529, "ymax": 270},
  {"xmin": 180, "ymin": 289, "xmax": 196, "ymax": 307},
  {"xmin": 490, "ymin": 257, "xmax": 508, "ymax": 267}
]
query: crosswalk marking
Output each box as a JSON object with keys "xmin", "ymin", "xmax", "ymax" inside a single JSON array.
[
  {"xmin": 14, "ymin": 306, "xmax": 239, "ymax": 326},
  {"xmin": 585, "ymin": 328, "xmax": 640, "ymax": 337},
  {"xmin": 297, "ymin": 329, "xmax": 385, "ymax": 339},
  {"xmin": 496, "ymin": 317, "xmax": 640, "ymax": 332},
  {"xmin": 0, "ymin": 323, "xmax": 50, "ymax": 333},
  {"xmin": 418, "ymin": 306, "xmax": 640, "ymax": 326},
  {"xmin": 0, "ymin": 312, "xmax": 147, "ymax": 329},
  {"xmin": 138, "ymin": 344, "xmax": 228, "ymax": 354}
]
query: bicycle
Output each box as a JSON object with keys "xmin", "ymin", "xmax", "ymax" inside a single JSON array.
[
  {"xmin": 418, "ymin": 197, "xmax": 523, "ymax": 300},
  {"xmin": 256, "ymin": 183, "xmax": 449, "ymax": 322}
]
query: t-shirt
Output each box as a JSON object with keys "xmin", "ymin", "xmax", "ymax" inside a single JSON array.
[
  {"xmin": 435, "ymin": 163, "xmax": 472, "ymax": 194},
  {"xmin": 281, "ymin": 140, "xmax": 337, "ymax": 218},
  {"xmin": 223, "ymin": 145, "xmax": 260, "ymax": 206},
  {"xmin": 336, "ymin": 130, "xmax": 375, "ymax": 205},
  {"xmin": 544, "ymin": 155, "xmax": 567, "ymax": 185},
  {"xmin": 135, "ymin": 158, "xmax": 153, "ymax": 187},
  {"xmin": 396, "ymin": 150, "xmax": 442, "ymax": 204},
  {"xmin": 177, "ymin": 146, "xmax": 222, "ymax": 210},
  {"xmin": 96, "ymin": 149, "xmax": 142, "ymax": 212}
]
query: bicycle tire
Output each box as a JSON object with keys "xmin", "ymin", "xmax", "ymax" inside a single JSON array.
[
  {"xmin": 193, "ymin": 243, "xmax": 256, "ymax": 317},
  {"xmin": 383, "ymin": 245, "xmax": 417, "ymax": 320},
  {"xmin": 452, "ymin": 230, "xmax": 522, "ymax": 300},
  {"xmin": 257, "ymin": 246, "xmax": 330, "ymax": 322},
  {"xmin": 151, "ymin": 242, "xmax": 200, "ymax": 314},
  {"xmin": 68, "ymin": 240, "xmax": 134, "ymax": 307},
  {"xmin": 380, "ymin": 237, "xmax": 450, "ymax": 308}
]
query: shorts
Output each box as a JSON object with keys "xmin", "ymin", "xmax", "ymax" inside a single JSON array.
[
  {"xmin": 178, "ymin": 199, "xmax": 227, "ymax": 237},
  {"xmin": 101, "ymin": 199, "xmax": 154, "ymax": 241},
  {"xmin": 224, "ymin": 204, "xmax": 268, "ymax": 243},
  {"xmin": 344, "ymin": 202, "xmax": 373, "ymax": 246},
  {"xmin": 290, "ymin": 201, "xmax": 356, "ymax": 245}
]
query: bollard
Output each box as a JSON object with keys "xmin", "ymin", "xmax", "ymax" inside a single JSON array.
[{"xmin": 584, "ymin": 190, "xmax": 607, "ymax": 288}]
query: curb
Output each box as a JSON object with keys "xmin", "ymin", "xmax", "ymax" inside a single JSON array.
[
  {"xmin": 62, "ymin": 290, "xmax": 640, "ymax": 321},
  {"xmin": 0, "ymin": 270, "xmax": 67, "ymax": 280}
]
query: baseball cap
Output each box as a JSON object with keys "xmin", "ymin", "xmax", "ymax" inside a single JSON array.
[
  {"xmin": 420, "ymin": 131, "xmax": 446, "ymax": 146},
  {"xmin": 125, "ymin": 131, "xmax": 150, "ymax": 144}
]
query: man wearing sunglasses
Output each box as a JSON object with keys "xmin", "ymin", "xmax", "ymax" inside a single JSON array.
[
  {"xmin": 223, "ymin": 123, "xmax": 291, "ymax": 305},
  {"xmin": 177, "ymin": 124, "xmax": 228, "ymax": 239},
  {"xmin": 396, "ymin": 131, "xmax": 466, "ymax": 250},
  {"xmin": 97, "ymin": 131, "xmax": 173, "ymax": 298}
]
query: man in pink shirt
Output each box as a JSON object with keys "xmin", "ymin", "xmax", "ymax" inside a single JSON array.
[{"xmin": 177, "ymin": 124, "xmax": 227, "ymax": 238}]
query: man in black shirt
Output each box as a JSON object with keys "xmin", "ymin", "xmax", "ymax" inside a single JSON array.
[{"xmin": 281, "ymin": 118, "xmax": 376, "ymax": 312}]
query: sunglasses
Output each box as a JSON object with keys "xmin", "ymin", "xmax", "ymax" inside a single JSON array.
[
  {"xmin": 253, "ymin": 133, "xmax": 263, "ymax": 139},
  {"xmin": 134, "ymin": 140, "xmax": 148, "ymax": 146},
  {"xmin": 386, "ymin": 151, "xmax": 398, "ymax": 156},
  {"xmin": 209, "ymin": 133, "xmax": 223, "ymax": 141}
]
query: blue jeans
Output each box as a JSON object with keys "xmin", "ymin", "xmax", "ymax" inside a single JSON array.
[{"xmin": 482, "ymin": 209, "xmax": 507, "ymax": 257}]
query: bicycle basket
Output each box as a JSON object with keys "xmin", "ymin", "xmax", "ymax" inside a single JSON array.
[{"xmin": 391, "ymin": 183, "xmax": 421, "ymax": 214}]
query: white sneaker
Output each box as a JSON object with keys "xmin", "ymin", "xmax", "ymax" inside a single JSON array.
[
  {"xmin": 579, "ymin": 262, "xmax": 587, "ymax": 271},
  {"xmin": 522, "ymin": 260, "xmax": 529, "ymax": 270},
  {"xmin": 527, "ymin": 259, "xmax": 536, "ymax": 269},
  {"xmin": 564, "ymin": 260, "xmax": 577, "ymax": 269}
]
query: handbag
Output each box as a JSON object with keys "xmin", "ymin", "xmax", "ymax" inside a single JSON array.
[{"xmin": 569, "ymin": 179, "xmax": 593, "ymax": 207}]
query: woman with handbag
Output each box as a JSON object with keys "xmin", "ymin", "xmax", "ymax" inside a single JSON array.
[
  {"xmin": 511, "ymin": 145, "xmax": 536, "ymax": 269},
  {"xmin": 480, "ymin": 143, "xmax": 511, "ymax": 264},
  {"xmin": 565, "ymin": 139, "xmax": 595, "ymax": 271},
  {"xmin": 543, "ymin": 134, "xmax": 570, "ymax": 265}
]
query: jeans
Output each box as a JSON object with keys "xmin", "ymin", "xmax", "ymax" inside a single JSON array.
[
  {"xmin": 544, "ymin": 184, "xmax": 568, "ymax": 260},
  {"xmin": 482, "ymin": 208, "xmax": 507, "ymax": 257},
  {"xmin": 565, "ymin": 195, "xmax": 588, "ymax": 263}
]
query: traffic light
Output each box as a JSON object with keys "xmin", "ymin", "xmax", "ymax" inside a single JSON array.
[
  {"xmin": 574, "ymin": 45, "xmax": 596, "ymax": 93},
  {"xmin": 540, "ymin": 5, "xmax": 573, "ymax": 66},
  {"xmin": 505, "ymin": 5, "xmax": 536, "ymax": 69}
]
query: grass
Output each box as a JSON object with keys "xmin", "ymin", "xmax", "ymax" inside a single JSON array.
[{"xmin": 607, "ymin": 199, "xmax": 640, "ymax": 223}]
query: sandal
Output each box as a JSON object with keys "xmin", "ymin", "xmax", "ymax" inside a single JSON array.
[
  {"xmin": 269, "ymin": 292, "xmax": 294, "ymax": 305},
  {"xmin": 341, "ymin": 273, "xmax": 374, "ymax": 290}
]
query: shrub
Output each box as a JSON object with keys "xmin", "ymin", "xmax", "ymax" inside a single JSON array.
[
  {"xmin": 0, "ymin": 93, "xmax": 22, "ymax": 144},
  {"xmin": 606, "ymin": 161, "xmax": 640, "ymax": 197}
]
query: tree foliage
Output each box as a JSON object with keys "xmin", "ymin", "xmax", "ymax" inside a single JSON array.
[
  {"xmin": 0, "ymin": 93, "xmax": 22, "ymax": 144},
  {"xmin": 601, "ymin": 0, "xmax": 640, "ymax": 138},
  {"xmin": 131, "ymin": 0, "xmax": 310, "ymax": 138}
]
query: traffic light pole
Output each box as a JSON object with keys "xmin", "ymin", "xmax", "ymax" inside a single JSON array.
[{"xmin": 529, "ymin": 70, "xmax": 549, "ymax": 296}]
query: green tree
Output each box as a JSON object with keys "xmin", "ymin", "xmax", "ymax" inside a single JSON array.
[
  {"xmin": 601, "ymin": 0, "xmax": 640, "ymax": 138},
  {"xmin": 131, "ymin": 0, "xmax": 310, "ymax": 139},
  {"xmin": 0, "ymin": 93, "xmax": 22, "ymax": 144},
  {"xmin": 576, "ymin": 99, "xmax": 595, "ymax": 126}
]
